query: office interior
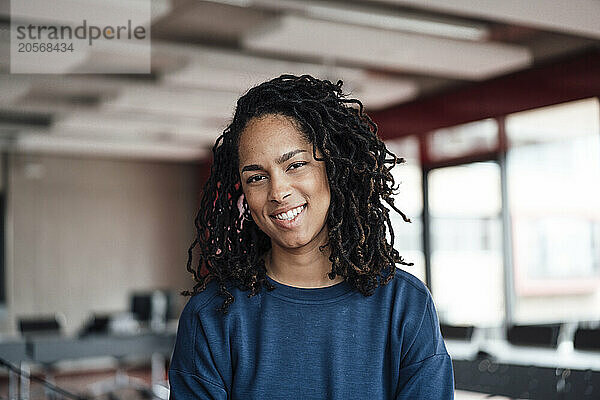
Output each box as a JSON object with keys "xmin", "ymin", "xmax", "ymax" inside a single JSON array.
[{"xmin": 0, "ymin": 1, "xmax": 599, "ymax": 399}]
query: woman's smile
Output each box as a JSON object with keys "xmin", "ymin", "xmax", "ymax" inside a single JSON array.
[{"xmin": 269, "ymin": 203, "xmax": 307, "ymax": 229}]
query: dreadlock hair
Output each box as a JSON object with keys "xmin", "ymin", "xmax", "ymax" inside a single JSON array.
[{"xmin": 182, "ymin": 74, "xmax": 413, "ymax": 314}]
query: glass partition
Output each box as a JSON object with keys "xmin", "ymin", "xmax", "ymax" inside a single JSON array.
[
  {"xmin": 428, "ymin": 162, "xmax": 505, "ymax": 326},
  {"xmin": 385, "ymin": 136, "xmax": 425, "ymax": 282},
  {"xmin": 506, "ymin": 98, "xmax": 600, "ymax": 323}
]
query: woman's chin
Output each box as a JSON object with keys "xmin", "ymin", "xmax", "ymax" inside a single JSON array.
[{"xmin": 271, "ymin": 234, "xmax": 312, "ymax": 250}]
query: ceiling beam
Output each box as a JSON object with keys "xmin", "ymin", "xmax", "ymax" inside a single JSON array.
[{"xmin": 370, "ymin": 49, "xmax": 600, "ymax": 139}]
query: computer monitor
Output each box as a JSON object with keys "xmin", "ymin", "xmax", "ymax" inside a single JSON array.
[{"xmin": 130, "ymin": 289, "xmax": 175, "ymax": 324}]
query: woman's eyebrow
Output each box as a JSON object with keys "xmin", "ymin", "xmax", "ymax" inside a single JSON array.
[{"xmin": 241, "ymin": 149, "xmax": 307, "ymax": 173}]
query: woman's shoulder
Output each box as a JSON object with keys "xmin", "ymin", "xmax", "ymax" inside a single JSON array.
[
  {"xmin": 389, "ymin": 267, "xmax": 449, "ymax": 361},
  {"xmin": 390, "ymin": 267, "xmax": 430, "ymax": 296},
  {"xmin": 384, "ymin": 267, "xmax": 433, "ymax": 310},
  {"xmin": 180, "ymin": 277, "xmax": 260, "ymax": 318},
  {"xmin": 180, "ymin": 278, "xmax": 231, "ymax": 316}
]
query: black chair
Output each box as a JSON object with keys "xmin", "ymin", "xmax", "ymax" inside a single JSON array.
[
  {"xmin": 506, "ymin": 323, "xmax": 562, "ymax": 348},
  {"xmin": 573, "ymin": 322, "xmax": 600, "ymax": 352},
  {"xmin": 18, "ymin": 315, "xmax": 63, "ymax": 338},
  {"xmin": 78, "ymin": 313, "xmax": 111, "ymax": 337},
  {"xmin": 440, "ymin": 323, "xmax": 475, "ymax": 340}
]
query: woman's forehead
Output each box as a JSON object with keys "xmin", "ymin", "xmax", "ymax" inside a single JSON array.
[
  {"xmin": 243, "ymin": 114, "xmax": 302, "ymax": 135},
  {"xmin": 238, "ymin": 115, "xmax": 310, "ymax": 154}
]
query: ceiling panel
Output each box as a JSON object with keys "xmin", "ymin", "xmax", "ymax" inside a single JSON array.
[
  {"xmin": 102, "ymin": 86, "xmax": 239, "ymax": 119},
  {"xmin": 16, "ymin": 132, "xmax": 207, "ymax": 161},
  {"xmin": 244, "ymin": 15, "xmax": 533, "ymax": 80},
  {"xmin": 161, "ymin": 44, "xmax": 418, "ymax": 108},
  {"xmin": 237, "ymin": 0, "xmax": 489, "ymax": 40},
  {"xmin": 55, "ymin": 112, "xmax": 220, "ymax": 141},
  {"xmin": 370, "ymin": 0, "xmax": 600, "ymax": 39},
  {"xmin": 8, "ymin": 0, "xmax": 167, "ymax": 27},
  {"xmin": 152, "ymin": 1, "xmax": 273, "ymax": 43}
]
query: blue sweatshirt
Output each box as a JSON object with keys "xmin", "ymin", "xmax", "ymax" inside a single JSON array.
[{"xmin": 168, "ymin": 267, "xmax": 454, "ymax": 399}]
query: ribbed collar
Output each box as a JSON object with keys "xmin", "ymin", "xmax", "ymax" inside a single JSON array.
[{"xmin": 264, "ymin": 274, "xmax": 354, "ymax": 304}]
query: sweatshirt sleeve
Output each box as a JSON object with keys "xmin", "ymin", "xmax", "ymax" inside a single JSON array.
[
  {"xmin": 168, "ymin": 298, "xmax": 228, "ymax": 400},
  {"xmin": 395, "ymin": 291, "xmax": 455, "ymax": 399}
]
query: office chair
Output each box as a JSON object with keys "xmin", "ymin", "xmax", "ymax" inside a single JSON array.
[
  {"xmin": 573, "ymin": 321, "xmax": 600, "ymax": 352},
  {"xmin": 506, "ymin": 323, "xmax": 562, "ymax": 348},
  {"xmin": 18, "ymin": 314, "xmax": 64, "ymax": 338}
]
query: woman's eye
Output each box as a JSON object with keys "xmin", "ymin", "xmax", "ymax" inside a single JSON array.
[
  {"xmin": 246, "ymin": 162, "xmax": 305, "ymax": 183},
  {"xmin": 247, "ymin": 175, "xmax": 264, "ymax": 184},
  {"xmin": 288, "ymin": 162, "xmax": 306, "ymax": 170}
]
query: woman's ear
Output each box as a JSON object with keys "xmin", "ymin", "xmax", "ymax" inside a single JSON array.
[
  {"xmin": 237, "ymin": 193, "xmax": 245, "ymax": 214},
  {"xmin": 237, "ymin": 193, "xmax": 252, "ymax": 231}
]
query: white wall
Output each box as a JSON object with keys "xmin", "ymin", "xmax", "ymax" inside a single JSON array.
[{"xmin": 0, "ymin": 153, "xmax": 203, "ymax": 335}]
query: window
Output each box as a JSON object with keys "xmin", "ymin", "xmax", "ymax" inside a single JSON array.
[
  {"xmin": 387, "ymin": 97, "xmax": 600, "ymax": 328},
  {"xmin": 506, "ymin": 98, "xmax": 600, "ymax": 323},
  {"xmin": 428, "ymin": 162, "xmax": 505, "ymax": 326},
  {"xmin": 0, "ymin": 152, "xmax": 4, "ymax": 308},
  {"xmin": 428, "ymin": 119, "xmax": 498, "ymax": 161},
  {"xmin": 385, "ymin": 136, "xmax": 425, "ymax": 282}
]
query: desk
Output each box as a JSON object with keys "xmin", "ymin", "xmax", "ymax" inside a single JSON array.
[
  {"xmin": 0, "ymin": 340, "xmax": 28, "ymax": 363},
  {"xmin": 446, "ymin": 339, "xmax": 600, "ymax": 399},
  {"xmin": 1, "ymin": 332, "xmax": 175, "ymax": 400},
  {"xmin": 446, "ymin": 338, "xmax": 600, "ymax": 370},
  {"xmin": 0, "ymin": 340, "xmax": 28, "ymax": 400},
  {"xmin": 29, "ymin": 332, "xmax": 175, "ymax": 364}
]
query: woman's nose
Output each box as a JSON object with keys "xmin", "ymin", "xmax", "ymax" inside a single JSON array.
[{"xmin": 268, "ymin": 175, "xmax": 292, "ymax": 203}]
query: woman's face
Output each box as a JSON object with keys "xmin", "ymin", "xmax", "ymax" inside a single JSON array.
[{"xmin": 238, "ymin": 114, "xmax": 331, "ymax": 251}]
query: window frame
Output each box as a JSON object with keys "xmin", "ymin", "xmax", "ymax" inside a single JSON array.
[{"xmin": 420, "ymin": 97, "xmax": 600, "ymax": 327}]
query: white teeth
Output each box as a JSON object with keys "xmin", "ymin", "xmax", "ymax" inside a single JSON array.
[{"xmin": 275, "ymin": 204, "xmax": 305, "ymax": 220}]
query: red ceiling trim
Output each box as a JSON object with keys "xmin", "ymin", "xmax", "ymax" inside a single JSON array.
[{"xmin": 371, "ymin": 48, "xmax": 600, "ymax": 141}]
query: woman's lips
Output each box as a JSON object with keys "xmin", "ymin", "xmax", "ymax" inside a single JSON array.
[{"xmin": 270, "ymin": 203, "xmax": 306, "ymax": 229}]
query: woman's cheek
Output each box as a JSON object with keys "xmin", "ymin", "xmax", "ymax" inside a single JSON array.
[{"xmin": 246, "ymin": 192, "xmax": 264, "ymax": 219}]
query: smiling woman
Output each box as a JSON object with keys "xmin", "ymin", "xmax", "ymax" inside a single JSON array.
[
  {"xmin": 169, "ymin": 75, "xmax": 454, "ymax": 399},
  {"xmin": 238, "ymin": 114, "xmax": 339, "ymax": 287}
]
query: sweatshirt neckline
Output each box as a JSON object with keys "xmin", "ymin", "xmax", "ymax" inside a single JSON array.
[{"xmin": 264, "ymin": 274, "xmax": 353, "ymax": 304}]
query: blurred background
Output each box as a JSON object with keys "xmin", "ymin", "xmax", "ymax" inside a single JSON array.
[{"xmin": 0, "ymin": 0, "xmax": 599, "ymax": 399}]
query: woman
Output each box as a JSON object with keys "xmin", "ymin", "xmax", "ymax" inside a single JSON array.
[{"xmin": 168, "ymin": 75, "xmax": 454, "ymax": 399}]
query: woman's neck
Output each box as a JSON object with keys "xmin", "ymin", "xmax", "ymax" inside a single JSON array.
[{"xmin": 264, "ymin": 246, "xmax": 344, "ymax": 288}]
